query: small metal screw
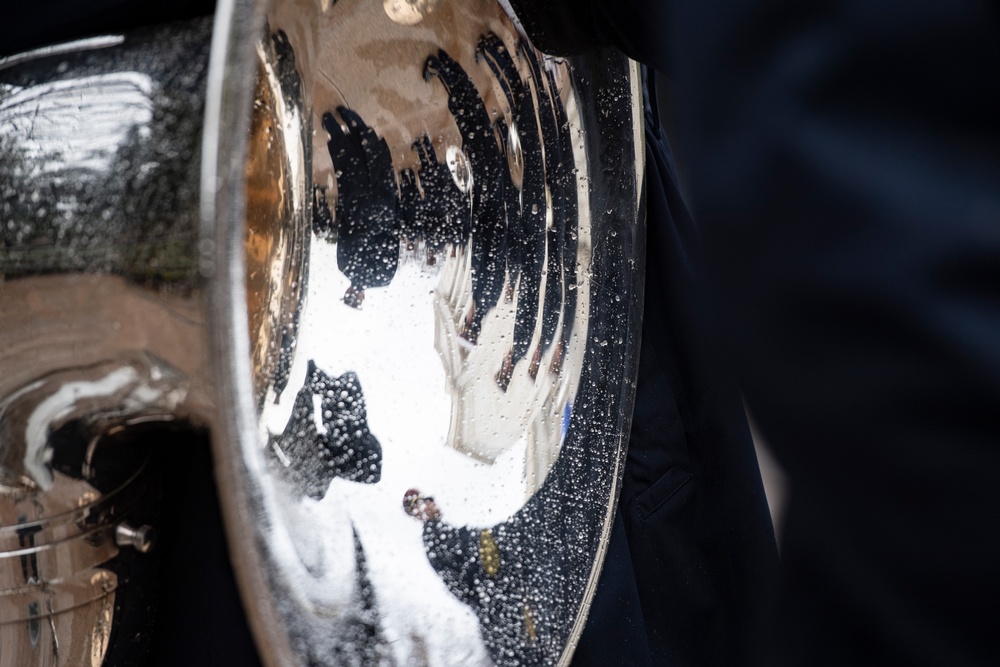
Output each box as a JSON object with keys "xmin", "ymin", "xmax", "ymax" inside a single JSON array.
[{"xmin": 115, "ymin": 523, "xmax": 156, "ymax": 554}]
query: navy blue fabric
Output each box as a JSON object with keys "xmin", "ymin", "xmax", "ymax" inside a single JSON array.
[
  {"xmin": 667, "ymin": 3, "xmax": 1000, "ymax": 665},
  {"xmin": 570, "ymin": 509, "xmax": 653, "ymax": 667},
  {"xmin": 571, "ymin": 78, "xmax": 778, "ymax": 667},
  {"xmin": 511, "ymin": 0, "xmax": 1000, "ymax": 665}
]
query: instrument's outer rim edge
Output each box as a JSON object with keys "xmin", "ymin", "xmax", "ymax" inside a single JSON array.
[
  {"xmin": 203, "ymin": 1, "xmax": 305, "ymax": 666},
  {"xmin": 556, "ymin": 55, "xmax": 647, "ymax": 667}
]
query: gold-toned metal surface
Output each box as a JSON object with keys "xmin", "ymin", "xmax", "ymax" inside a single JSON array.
[{"xmin": 245, "ymin": 34, "xmax": 310, "ymax": 405}]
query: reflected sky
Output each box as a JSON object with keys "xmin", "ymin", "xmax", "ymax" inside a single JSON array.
[{"xmin": 1, "ymin": 72, "xmax": 154, "ymax": 175}]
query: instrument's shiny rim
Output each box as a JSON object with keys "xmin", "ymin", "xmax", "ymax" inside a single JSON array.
[{"xmin": 203, "ymin": 2, "xmax": 303, "ymax": 666}]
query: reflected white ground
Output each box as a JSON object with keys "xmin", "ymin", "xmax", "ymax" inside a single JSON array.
[{"xmin": 261, "ymin": 216, "xmax": 591, "ymax": 663}]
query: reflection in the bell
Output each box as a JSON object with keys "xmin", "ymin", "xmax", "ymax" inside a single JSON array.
[
  {"xmin": 404, "ymin": 488, "xmax": 560, "ymax": 667},
  {"xmin": 398, "ymin": 135, "xmax": 471, "ymax": 259},
  {"xmin": 0, "ymin": 0, "xmax": 641, "ymax": 662},
  {"xmin": 323, "ymin": 107, "xmax": 400, "ymax": 308},
  {"xmin": 425, "ymin": 48, "xmax": 510, "ymax": 345},
  {"xmin": 477, "ymin": 33, "xmax": 549, "ymax": 393},
  {"xmin": 245, "ymin": 0, "xmax": 640, "ymax": 663},
  {"xmin": 263, "ymin": 362, "xmax": 391, "ymax": 664},
  {"xmin": 271, "ymin": 33, "xmax": 588, "ymax": 667}
]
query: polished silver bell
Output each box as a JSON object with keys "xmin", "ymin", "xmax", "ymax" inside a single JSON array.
[{"xmin": 0, "ymin": 1, "xmax": 645, "ymax": 665}]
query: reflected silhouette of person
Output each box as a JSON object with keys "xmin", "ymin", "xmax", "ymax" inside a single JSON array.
[
  {"xmin": 270, "ymin": 29, "xmax": 302, "ymax": 106},
  {"xmin": 425, "ymin": 49, "xmax": 507, "ymax": 342},
  {"xmin": 329, "ymin": 526, "xmax": 385, "ymax": 667},
  {"xmin": 323, "ymin": 107, "xmax": 400, "ymax": 308},
  {"xmin": 403, "ymin": 489, "xmax": 550, "ymax": 667},
  {"xmin": 419, "ymin": 135, "xmax": 471, "ymax": 251},
  {"xmin": 543, "ymin": 62, "xmax": 580, "ymax": 377},
  {"xmin": 397, "ymin": 166, "xmax": 422, "ymax": 244},
  {"xmin": 477, "ymin": 33, "xmax": 549, "ymax": 390},
  {"xmin": 399, "ymin": 345, "xmax": 628, "ymax": 666},
  {"xmin": 313, "ymin": 183, "xmax": 334, "ymax": 240},
  {"xmin": 397, "ymin": 135, "xmax": 470, "ymax": 256},
  {"xmin": 268, "ymin": 360, "xmax": 382, "ymax": 501},
  {"xmin": 266, "ymin": 361, "xmax": 387, "ymax": 664}
]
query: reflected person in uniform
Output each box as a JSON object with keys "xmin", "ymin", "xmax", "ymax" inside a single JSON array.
[
  {"xmin": 425, "ymin": 49, "xmax": 508, "ymax": 343},
  {"xmin": 323, "ymin": 107, "xmax": 400, "ymax": 309},
  {"xmin": 476, "ymin": 34, "xmax": 548, "ymax": 393},
  {"xmin": 527, "ymin": 50, "xmax": 579, "ymax": 381},
  {"xmin": 404, "ymin": 489, "xmax": 552, "ymax": 667},
  {"xmin": 265, "ymin": 360, "xmax": 387, "ymax": 665},
  {"xmin": 397, "ymin": 134, "xmax": 471, "ymax": 262}
]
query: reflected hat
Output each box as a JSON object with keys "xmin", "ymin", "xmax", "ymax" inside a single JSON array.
[{"xmin": 403, "ymin": 488, "xmax": 421, "ymax": 514}]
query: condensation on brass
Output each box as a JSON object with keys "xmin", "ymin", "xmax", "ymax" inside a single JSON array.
[{"xmin": 225, "ymin": 1, "xmax": 645, "ymax": 665}]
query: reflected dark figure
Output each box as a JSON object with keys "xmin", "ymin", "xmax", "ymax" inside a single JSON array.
[
  {"xmin": 526, "ymin": 51, "xmax": 578, "ymax": 379},
  {"xmin": 477, "ymin": 34, "xmax": 548, "ymax": 390},
  {"xmin": 269, "ymin": 360, "xmax": 382, "ymax": 500},
  {"xmin": 270, "ymin": 29, "xmax": 302, "ymax": 110},
  {"xmin": 404, "ymin": 381, "xmax": 625, "ymax": 667},
  {"xmin": 398, "ymin": 167, "xmax": 422, "ymax": 243},
  {"xmin": 323, "ymin": 107, "xmax": 399, "ymax": 307},
  {"xmin": 405, "ymin": 491, "xmax": 554, "ymax": 667},
  {"xmin": 397, "ymin": 135, "xmax": 470, "ymax": 253},
  {"xmin": 312, "ymin": 184, "xmax": 334, "ymax": 240},
  {"xmin": 425, "ymin": 49, "xmax": 507, "ymax": 342},
  {"xmin": 327, "ymin": 527, "xmax": 385, "ymax": 667},
  {"xmin": 542, "ymin": 62, "xmax": 580, "ymax": 376}
]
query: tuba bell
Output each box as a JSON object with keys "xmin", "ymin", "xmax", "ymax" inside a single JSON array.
[{"xmin": 0, "ymin": 1, "xmax": 645, "ymax": 664}]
